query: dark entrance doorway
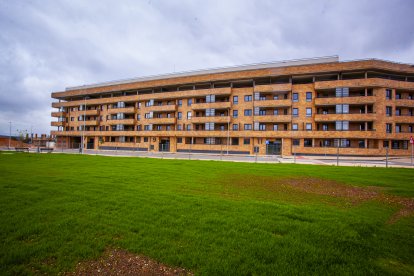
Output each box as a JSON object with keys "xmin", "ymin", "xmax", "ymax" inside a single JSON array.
[
  {"xmin": 87, "ymin": 138, "xmax": 94, "ymax": 149},
  {"xmin": 70, "ymin": 137, "xmax": 81, "ymax": 149},
  {"xmin": 159, "ymin": 138, "xmax": 170, "ymax": 152},
  {"xmin": 266, "ymin": 140, "xmax": 281, "ymax": 155}
]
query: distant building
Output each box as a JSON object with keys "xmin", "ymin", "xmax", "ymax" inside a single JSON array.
[{"xmin": 51, "ymin": 56, "xmax": 414, "ymax": 156}]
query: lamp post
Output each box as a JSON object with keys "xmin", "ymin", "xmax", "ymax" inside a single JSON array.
[
  {"xmin": 8, "ymin": 121, "xmax": 12, "ymax": 149},
  {"xmin": 81, "ymin": 97, "xmax": 87, "ymax": 154}
]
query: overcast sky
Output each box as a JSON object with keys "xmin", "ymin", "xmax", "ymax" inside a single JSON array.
[{"xmin": 0, "ymin": 0, "xmax": 413, "ymax": 135}]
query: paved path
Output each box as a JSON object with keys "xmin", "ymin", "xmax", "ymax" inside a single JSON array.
[{"xmin": 1, "ymin": 147, "xmax": 413, "ymax": 168}]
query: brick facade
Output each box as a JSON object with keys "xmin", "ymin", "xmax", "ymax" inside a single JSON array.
[{"xmin": 51, "ymin": 57, "xmax": 414, "ymax": 156}]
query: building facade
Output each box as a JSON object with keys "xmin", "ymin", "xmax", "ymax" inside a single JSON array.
[{"xmin": 51, "ymin": 56, "xmax": 414, "ymax": 156}]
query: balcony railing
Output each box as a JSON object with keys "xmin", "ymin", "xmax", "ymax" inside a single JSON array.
[
  {"xmin": 315, "ymin": 96, "xmax": 375, "ymax": 105},
  {"xmin": 191, "ymin": 116, "xmax": 230, "ymax": 123},
  {"xmin": 191, "ymin": 101, "xmax": 231, "ymax": 110}
]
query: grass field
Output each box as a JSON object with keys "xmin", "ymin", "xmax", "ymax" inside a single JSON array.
[{"xmin": 0, "ymin": 152, "xmax": 414, "ymax": 275}]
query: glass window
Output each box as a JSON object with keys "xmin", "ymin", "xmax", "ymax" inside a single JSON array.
[
  {"xmin": 292, "ymin": 123, "xmax": 298, "ymax": 131},
  {"xmin": 233, "ymin": 110, "xmax": 238, "ymax": 118},
  {"xmin": 232, "ymin": 124, "xmax": 239, "ymax": 130},
  {"xmin": 233, "ymin": 96, "xmax": 238, "ymax": 104},
  {"xmin": 244, "ymin": 109, "xmax": 252, "ymax": 116},
  {"xmin": 306, "ymin": 123, "xmax": 312, "ymax": 130},
  {"xmin": 177, "ymin": 112, "xmax": 182, "ymax": 119},
  {"xmin": 306, "ymin": 92, "xmax": 312, "ymax": 102},
  {"xmin": 292, "ymin": 93, "xmax": 299, "ymax": 102},
  {"xmin": 244, "ymin": 124, "xmax": 252, "ymax": 130},
  {"xmin": 306, "ymin": 108, "xmax": 312, "ymax": 117},
  {"xmin": 386, "ymin": 123, "xmax": 392, "ymax": 133},
  {"xmin": 177, "ymin": 138, "xmax": 182, "ymax": 143},
  {"xmin": 273, "ymin": 124, "xmax": 278, "ymax": 131},
  {"xmin": 244, "ymin": 95, "xmax": 252, "ymax": 102},
  {"xmin": 386, "ymin": 89, "xmax": 392, "ymax": 100},
  {"xmin": 178, "ymin": 99, "xmax": 182, "ymax": 106},
  {"xmin": 293, "ymin": 139, "xmax": 300, "ymax": 146},
  {"xmin": 293, "ymin": 108, "xmax": 298, "ymax": 117},
  {"xmin": 188, "ymin": 99, "xmax": 192, "ymax": 106},
  {"xmin": 186, "ymin": 124, "xmax": 191, "ymax": 131},
  {"xmin": 386, "ymin": 106, "xmax": 392, "ymax": 116},
  {"xmin": 187, "ymin": 111, "xmax": 192, "ymax": 119},
  {"xmin": 244, "ymin": 138, "xmax": 250, "ymax": 145},
  {"xmin": 304, "ymin": 139, "xmax": 312, "ymax": 147}
]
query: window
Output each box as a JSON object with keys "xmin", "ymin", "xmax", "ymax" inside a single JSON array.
[
  {"xmin": 293, "ymin": 139, "xmax": 300, "ymax": 146},
  {"xmin": 144, "ymin": 125, "xmax": 151, "ymax": 131},
  {"xmin": 292, "ymin": 123, "xmax": 298, "ymax": 131},
  {"xmin": 144, "ymin": 137, "xmax": 148, "ymax": 142},
  {"xmin": 186, "ymin": 124, "xmax": 191, "ymax": 131},
  {"xmin": 178, "ymin": 99, "xmax": 182, "ymax": 106},
  {"xmin": 70, "ymin": 117, "xmax": 74, "ymax": 121},
  {"xmin": 396, "ymin": 109, "xmax": 401, "ymax": 116},
  {"xmin": 304, "ymin": 139, "xmax": 312, "ymax": 147},
  {"xmin": 188, "ymin": 99, "xmax": 192, "ymax": 106},
  {"xmin": 293, "ymin": 108, "xmax": 298, "ymax": 117},
  {"xmin": 292, "ymin": 93, "xmax": 299, "ymax": 102},
  {"xmin": 177, "ymin": 112, "xmax": 182, "ymax": 119},
  {"xmin": 336, "ymin": 87, "xmax": 349, "ymax": 97},
  {"xmin": 244, "ymin": 138, "xmax": 250, "ymax": 145},
  {"xmin": 259, "ymin": 124, "xmax": 266, "ymax": 131},
  {"xmin": 244, "ymin": 124, "xmax": 252, "ymax": 130},
  {"xmin": 177, "ymin": 137, "xmax": 182, "ymax": 143},
  {"xmin": 136, "ymin": 125, "xmax": 141, "ymax": 131},
  {"xmin": 396, "ymin": 93, "xmax": 401, "ymax": 99},
  {"xmin": 273, "ymin": 109, "xmax": 279, "ymax": 115},
  {"xmin": 233, "ymin": 96, "xmax": 238, "ymax": 104},
  {"xmin": 386, "ymin": 89, "xmax": 392, "ymax": 100},
  {"xmin": 156, "ymin": 125, "xmax": 162, "ymax": 131},
  {"xmin": 306, "ymin": 108, "xmax": 312, "ymax": 117},
  {"xmin": 383, "ymin": 140, "xmax": 389, "ymax": 148},
  {"xmin": 386, "ymin": 106, "xmax": 392, "ymax": 116},
  {"xmin": 244, "ymin": 109, "xmax": 252, "ymax": 116},
  {"xmin": 137, "ymin": 114, "xmax": 141, "ymax": 121},
  {"xmin": 322, "ymin": 124, "xmax": 328, "ymax": 131},
  {"xmin": 187, "ymin": 111, "xmax": 192, "ymax": 119},
  {"xmin": 244, "ymin": 95, "xmax": 252, "ymax": 102},
  {"xmin": 395, "ymin": 125, "xmax": 401, "ymax": 133},
  {"xmin": 145, "ymin": 99, "xmax": 154, "ymax": 107},
  {"xmin": 233, "ymin": 110, "xmax": 238, "ymax": 118},
  {"xmin": 205, "ymin": 122, "xmax": 214, "ymax": 131},
  {"xmin": 386, "ymin": 123, "xmax": 392, "ymax": 133},
  {"xmin": 233, "ymin": 124, "xmax": 239, "ymax": 130},
  {"xmin": 306, "ymin": 123, "xmax": 312, "ymax": 130},
  {"xmin": 273, "ymin": 124, "xmax": 278, "ymax": 131},
  {"xmin": 177, "ymin": 124, "xmax": 182, "ymax": 131},
  {"xmin": 336, "ymin": 104, "xmax": 349, "ymax": 114},
  {"xmin": 306, "ymin": 92, "xmax": 312, "ymax": 102},
  {"xmin": 336, "ymin": 121, "xmax": 349, "ymax": 131},
  {"xmin": 232, "ymin": 138, "xmax": 239, "ymax": 145},
  {"xmin": 273, "ymin": 95, "xmax": 279, "ymax": 100}
]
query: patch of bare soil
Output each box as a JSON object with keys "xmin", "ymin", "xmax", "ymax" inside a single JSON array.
[
  {"xmin": 225, "ymin": 174, "xmax": 414, "ymax": 223},
  {"xmin": 65, "ymin": 248, "xmax": 193, "ymax": 276}
]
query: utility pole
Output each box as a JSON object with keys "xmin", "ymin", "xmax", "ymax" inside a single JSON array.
[{"xmin": 8, "ymin": 121, "xmax": 12, "ymax": 149}]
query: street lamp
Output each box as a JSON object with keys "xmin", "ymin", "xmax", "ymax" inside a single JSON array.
[{"xmin": 8, "ymin": 121, "xmax": 12, "ymax": 149}]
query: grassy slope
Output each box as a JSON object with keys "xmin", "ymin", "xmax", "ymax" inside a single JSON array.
[{"xmin": 0, "ymin": 153, "xmax": 413, "ymax": 275}]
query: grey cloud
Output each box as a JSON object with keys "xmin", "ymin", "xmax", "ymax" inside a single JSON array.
[{"xmin": 0, "ymin": 0, "xmax": 413, "ymax": 135}]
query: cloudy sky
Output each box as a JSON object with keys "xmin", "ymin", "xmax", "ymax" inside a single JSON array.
[{"xmin": 0, "ymin": 0, "xmax": 413, "ymax": 135}]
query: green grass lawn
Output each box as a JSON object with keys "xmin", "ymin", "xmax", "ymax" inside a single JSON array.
[{"xmin": 0, "ymin": 152, "xmax": 413, "ymax": 275}]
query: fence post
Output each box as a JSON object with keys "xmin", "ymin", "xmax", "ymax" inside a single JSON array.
[
  {"xmin": 385, "ymin": 147, "xmax": 389, "ymax": 168},
  {"xmin": 336, "ymin": 146, "xmax": 339, "ymax": 166}
]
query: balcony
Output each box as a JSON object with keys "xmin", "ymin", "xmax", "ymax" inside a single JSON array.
[
  {"xmin": 71, "ymin": 109, "xmax": 100, "ymax": 116},
  {"xmin": 254, "ymin": 99, "xmax": 291, "ymax": 108},
  {"xmin": 148, "ymin": 117, "xmax": 176, "ymax": 124},
  {"xmin": 191, "ymin": 101, "xmax": 231, "ymax": 110},
  {"xmin": 395, "ymin": 100, "xmax": 414, "ymax": 108},
  {"xmin": 314, "ymin": 113, "xmax": 376, "ymax": 122},
  {"xmin": 394, "ymin": 115, "xmax": 414, "ymax": 124},
  {"xmin": 254, "ymin": 115, "xmax": 291, "ymax": 123},
  {"xmin": 315, "ymin": 78, "xmax": 414, "ymax": 90},
  {"xmin": 107, "ymin": 107, "xmax": 135, "ymax": 114},
  {"xmin": 315, "ymin": 96, "xmax": 375, "ymax": 106},
  {"xmin": 51, "ymin": 121, "xmax": 65, "ymax": 127},
  {"xmin": 254, "ymin": 83, "xmax": 292, "ymax": 92},
  {"xmin": 51, "ymin": 111, "xmax": 66, "ymax": 117},
  {"xmin": 71, "ymin": 120, "xmax": 100, "ymax": 126},
  {"xmin": 107, "ymin": 119, "xmax": 135, "ymax": 125},
  {"xmin": 191, "ymin": 116, "xmax": 230, "ymax": 124},
  {"xmin": 145, "ymin": 104, "xmax": 176, "ymax": 112}
]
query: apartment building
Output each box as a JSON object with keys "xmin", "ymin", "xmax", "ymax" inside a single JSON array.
[{"xmin": 51, "ymin": 56, "xmax": 414, "ymax": 156}]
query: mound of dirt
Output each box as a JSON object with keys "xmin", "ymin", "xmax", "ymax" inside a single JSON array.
[{"xmin": 65, "ymin": 248, "xmax": 193, "ymax": 276}]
